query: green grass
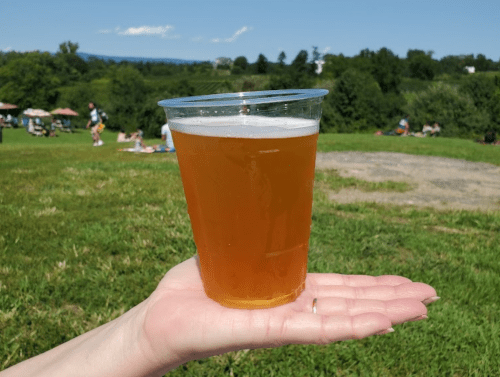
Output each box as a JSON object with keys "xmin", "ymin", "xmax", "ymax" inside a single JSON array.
[{"xmin": 1, "ymin": 128, "xmax": 499, "ymax": 375}]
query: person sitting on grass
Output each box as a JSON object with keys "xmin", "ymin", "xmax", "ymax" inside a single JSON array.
[
  {"xmin": 118, "ymin": 129, "xmax": 140, "ymax": 143},
  {"xmin": 383, "ymin": 115, "xmax": 410, "ymax": 136},
  {"xmin": 160, "ymin": 117, "xmax": 176, "ymax": 153},
  {"xmin": 430, "ymin": 122, "xmax": 441, "ymax": 137},
  {"xmin": 133, "ymin": 128, "xmax": 148, "ymax": 151},
  {"xmin": 0, "ymin": 256, "xmax": 439, "ymax": 376}
]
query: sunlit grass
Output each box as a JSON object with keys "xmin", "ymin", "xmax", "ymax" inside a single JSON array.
[{"xmin": 1, "ymin": 128, "xmax": 499, "ymax": 375}]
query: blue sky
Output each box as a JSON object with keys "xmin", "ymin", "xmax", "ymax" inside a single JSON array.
[{"xmin": 1, "ymin": 0, "xmax": 499, "ymax": 63}]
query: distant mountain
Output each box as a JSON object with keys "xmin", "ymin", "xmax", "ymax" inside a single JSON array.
[{"xmin": 77, "ymin": 52, "xmax": 207, "ymax": 65}]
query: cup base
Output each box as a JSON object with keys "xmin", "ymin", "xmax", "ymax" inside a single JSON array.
[{"xmin": 207, "ymin": 281, "xmax": 306, "ymax": 309}]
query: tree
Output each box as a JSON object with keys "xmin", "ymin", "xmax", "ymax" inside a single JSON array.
[
  {"xmin": 439, "ymin": 55, "xmax": 466, "ymax": 76},
  {"xmin": 58, "ymin": 41, "xmax": 79, "ymax": 54},
  {"xmin": 474, "ymin": 54, "xmax": 495, "ymax": 72},
  {"xmin": 0, "ymin": 51, "xmax": 61, "ymax": 109},
  {"xmin": 460, "ymin": 74, "xmax": 496, "ymax": 109},
  {"xmin": 370, "ymin": 48, "xmax": 402, "ymax": 93},
  {"xmin": 291, "ymin": 50, "xmax": 309, "ymax": 74},
  {"xmin": 55, "ymin": 40, "xmax": 88, "ymax": 84},
  {"xmin": 406, "ymin": 82, "xmax": 491, "ymax": 137},
  {"xmin": 278, "ymin": 51, "xmax": 286, "ymax": 66},
  {"xmin": 233, "ymin": 56, "xmax": 248, "ymax": 71},
  {"xmin": 256, "ymin": 54, "xmax": 268, "ymax": 74},
  {"xmin": 321, "ymin": 69, "xmax": 386, "ymax": 132},
  {"xmin": 408, "ymin": 53, "xmax": 438, "ymax": 80},
  {"xmin": 108, "ymin": 65, "xmax": 151, "ymax": 132},
  {"xmin": 322, "ymin": 54, "xmax": 349, "ymax": 78},
  {"xmin": 232, "ymin": 56, "xmax": 248, "ymax": 75}
]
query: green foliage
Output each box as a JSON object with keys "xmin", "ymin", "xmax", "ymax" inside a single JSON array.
[
  {"xmin": 406, "ymin": 82, "xmax": 491, "ymax": 136},
  {"xmin": 232, "ymin": 56, "xmax": 248, "ymax": 72},
  {"xmin": 291, "ymin": 50, "xmax": 309, "ymax": 74},
  {"xmin": 408, "ymin": 53, "xmax": 438, "ymax": 81},
  {"xmin": 1, "ymin": 41, "xmax": 500, "ymax": 141},
  {"xmin": 58, "ymin": 41, "xmax": 80, "ymax": 54},
  {"xmin": 0, "ymin": 52, "xmax": 61, "ymax": 109},
  {"xmin": 107, "ymin": 65, "xmax": 156, "ymax": 134},
  {"xmin": 255, "ymin": 54, "xmax": 268, "ymax": 74},
  {"xmin": 459, "ymin": 74, "xmax": 497, "ymax": 113},
  {"xmin": 370, "ymin": 48, "xmax": 402, "ymax": 93},
  {"xmin": 322, "ymin": 53, "xmax": 349, "ymax": 78},
  {"xmin": 277, "ymin": 51, "xmax": 286, "ymax": 66},
  {"xmin": 321, "ymin": 69, "xmax": 388, "ymax": 132}
]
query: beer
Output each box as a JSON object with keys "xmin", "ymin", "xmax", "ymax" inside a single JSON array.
[{"xmin": 170, "ymin": 116, "xmax": 318, "ymax": 308}]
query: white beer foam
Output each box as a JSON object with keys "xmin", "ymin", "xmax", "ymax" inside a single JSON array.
[{"xmin": 169, "ymin": 115, "xmax": 319, "ymax": 138}]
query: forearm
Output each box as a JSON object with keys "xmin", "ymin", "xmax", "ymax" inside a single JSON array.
[{"xmin": 0, "ymin": 300, "xmax": 181, "ymax": 377}]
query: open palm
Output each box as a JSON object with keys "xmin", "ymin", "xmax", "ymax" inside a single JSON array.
[{"xmin": 141, "ymin": 257, "xmax": 437, "ymax": 368}]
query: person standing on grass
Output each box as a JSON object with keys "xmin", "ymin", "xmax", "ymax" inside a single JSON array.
[{"xmin": 86, "ymin": 101, "xmax": 103, "ymax": 147}]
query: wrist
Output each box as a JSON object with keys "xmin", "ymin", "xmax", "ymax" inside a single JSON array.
[{"xmin": 0, "ymin": 299, "xmax": 177, "ymax": 377}]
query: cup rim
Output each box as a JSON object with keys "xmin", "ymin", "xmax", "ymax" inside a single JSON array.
[{"xmin": 158, "ymin": 89, "xmax": 329, "ymax": 108}]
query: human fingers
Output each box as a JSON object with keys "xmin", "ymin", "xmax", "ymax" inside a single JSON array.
[
  {"xmin": 310, "ymin": 282, "xmax": 437, "ymax": 303},
  {"xmin": 307, "ymin": 273, "xmax": 412, "ymax": 287},
  {"xmin": 306, "ymin": 297, "xmax": 427, "ymax": 325},
  {"xmin": 260, "ymin": 312, "xmax": 393, "ymax": 346}
]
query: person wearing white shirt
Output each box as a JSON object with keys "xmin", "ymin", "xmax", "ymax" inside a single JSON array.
[
  {"xmin": 161, "ymin": 118, "xmax": 175, "ymax": 152},
  {"xmin": 86, "ymin": 101, "xmax": 104, "ymax": 146}
]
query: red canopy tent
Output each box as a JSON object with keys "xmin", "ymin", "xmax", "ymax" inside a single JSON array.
[
  {"xmin": 0, "ymin": 102, "xmax": 18, "ymax": 110},
  {"xmin": 51, "ymin": 108, "xmax": 79, "ymax": 116}
]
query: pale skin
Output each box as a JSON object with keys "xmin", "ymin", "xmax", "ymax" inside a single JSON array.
[{"xmin": 1, "ymin": 256, "xmax": 438, "ymax": 377}]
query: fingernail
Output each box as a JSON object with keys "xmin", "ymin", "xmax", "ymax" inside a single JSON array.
[
  {"xmin": 376, "ymin": 327, "xmax": 395, "ymax": 335},
  {"xmin": 423, "ymin": 296, "xmax": 440, "ymax": 305}
]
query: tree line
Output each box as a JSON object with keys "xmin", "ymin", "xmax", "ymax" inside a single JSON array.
[{"xmin": 1, "ymin": 41, "xmax": 499, "ymax": 138}]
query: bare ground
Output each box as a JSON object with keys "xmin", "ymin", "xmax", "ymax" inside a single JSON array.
[{"xmin": 315, "ymin": 152, "xmax": 500, "ymax": 212}]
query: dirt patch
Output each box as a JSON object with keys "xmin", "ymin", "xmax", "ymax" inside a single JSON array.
[{"xmin": 315, "ymin": 152, "xmax": 500, "ymax": 212}]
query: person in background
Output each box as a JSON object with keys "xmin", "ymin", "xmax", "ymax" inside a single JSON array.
[
  {"xmin": 133, "ymin": 127, "xmax": 147, "ymax": 151},
  {"xmin": 422, "ymin": 121, "xmax": 432, "ymax": 137},
  {"xmin": 22, "ymin": 116, "xmax": 29, "ymax": 131},
  {"xmin": 160, "ymin": 117, "xmax": 176, "ymax": 152},
  {"xmin": 86, "ymin": 101, "xmax": 104, "ymax": 146},
  {"xmin": 397, "ymin": 115, "xmax": 410, "ymax": 136},
  {"xmin": 50, "ymin": 117, "xmax": 58, "ymax": 137},
  {"xmin": 431, "ymin": 122, "xmax": 441, "ymax": 137}
]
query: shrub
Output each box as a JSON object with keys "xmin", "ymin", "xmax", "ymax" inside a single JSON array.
[
  {"xmin": 406, "ymin": 82, "xmax": 491, "ymax": 137},
  {"xmin": 321, "ymin": 69, "xmax": 387, "ymax": 132}
]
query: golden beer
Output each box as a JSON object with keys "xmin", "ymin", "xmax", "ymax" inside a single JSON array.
[{"xmin": 171, "ymin": 116, "xmax": 318, "ymax": 308}]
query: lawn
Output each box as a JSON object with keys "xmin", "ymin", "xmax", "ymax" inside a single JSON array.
[{"xmin": 1, "ymin": 128, "xmax": 499, "ymax": 375}]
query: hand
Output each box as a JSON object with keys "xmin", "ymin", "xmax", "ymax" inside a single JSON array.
[
  {"xmin": 0, "ymin": 257, "xmax": 438, "ymax": 377},
  {"xmin": 140, "ymin": 257, "xmax": 438, "ymax": 373}
]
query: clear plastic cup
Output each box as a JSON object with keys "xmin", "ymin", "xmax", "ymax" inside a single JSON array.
[{"xmin": 159, "ymin": 89, "xmax": 328, "ymax": 308}]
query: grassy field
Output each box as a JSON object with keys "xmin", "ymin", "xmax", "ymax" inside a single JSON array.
[{"xmin": 1, "ymin": 128, "xmax": 499, "ymax": 376}]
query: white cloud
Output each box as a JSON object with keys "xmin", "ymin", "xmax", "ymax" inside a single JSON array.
[
  {"xmin": 98, "ymin": 25, "xmax": 179, "ymax": 39},
  {"xmin": 119, "ymin": 25, "xmax": 178, "ymax": 38},
  {"xmin": 211, "ymin": 26, "xmax": 252, "ymax": 43},
  {"xmin": 2, "ymin": 47, "xmax": 12, "ymax": 52}
]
